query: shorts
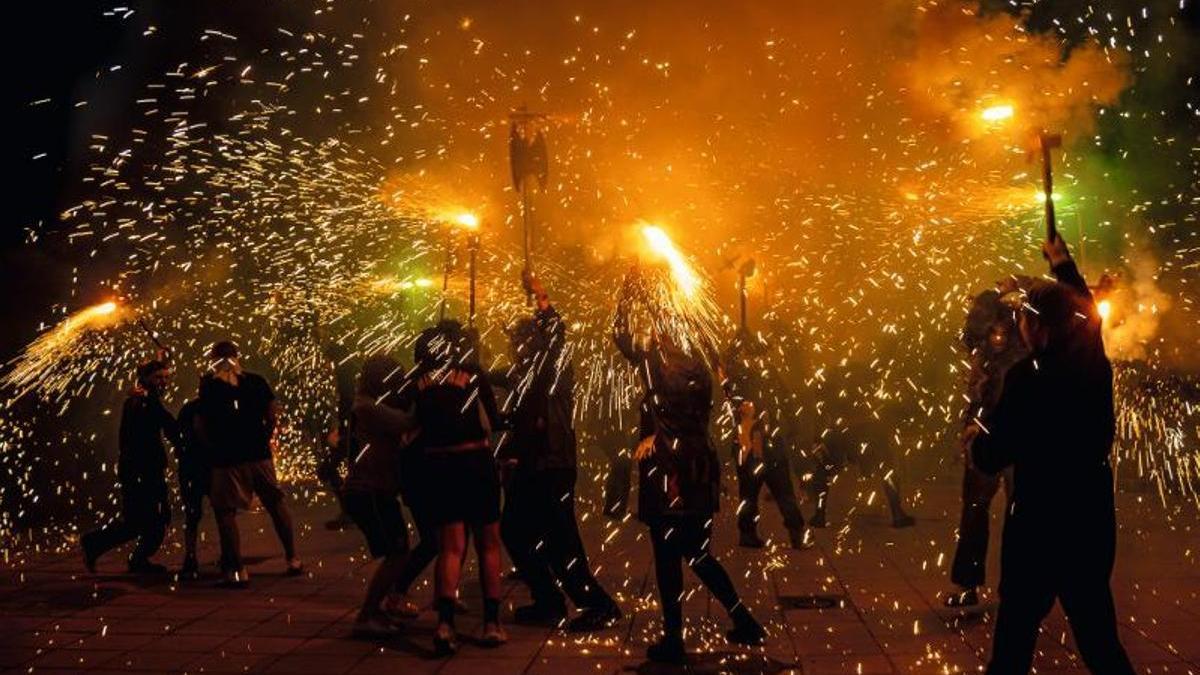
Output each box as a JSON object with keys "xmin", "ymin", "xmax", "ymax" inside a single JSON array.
[
  {"xmin": 423, "ymin": 448, "xmax": 501, "ymax": 527},
  {"xmin": 210, "ymin": 459, "xmax": 285, "ymax": 512},
  {"xmin": 344, "ymin": 489, "xmax": 409, "ymax": 558}
]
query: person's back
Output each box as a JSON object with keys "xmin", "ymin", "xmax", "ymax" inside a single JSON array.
[
  {"xmin": 118, "ymin": 390, "xmax": 172, "ymax": 486},
  {"xmin": 199, "ymin": 370, "xmax": 275, "ymax": 468}
]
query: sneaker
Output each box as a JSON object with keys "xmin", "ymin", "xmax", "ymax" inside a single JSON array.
[
  {"xmin": 566, "ymin": 603, "xmax": 622, "ymax": 633},
  {"xmin": 646, "ymin": 634, "xmax": 686, "ymax": 664},
  {"xmin": 738, "ymin": 531, "xmax": 766, "ymax": 549},
  {"xmin": 353, "ymin": 613, "xmax": 399, "ymax": 637},
  {"xmin": 219, "ymin": 567, "xmax": 251, "ymax": 588},
  {"xmin": 479, "ymin": 622, "xmax": 508, "ymax": 647},
  {"xmin": 892, "ymin": 514, "xmax": 916, "ymax": 529},
  {"xmin": 788, "ymin": 528, "xmax": 814, "ymax": 550},
  {"xmin": 943, "ymin": 587, "xmax": 980, "ymax": 608},
  {"xmin": 383, "ymin": 593, "xmax": 421, "ymax": 619},
  {"xmin": 432, "ymin": 622, "xmax": 458, "ymax": 656},
  {"xmin": 727, "ymin": 610, "xmax": 767, "ymax": 646},
  {"xmin": 128, "ymin": 560, "xmax": 169, "ymax": 575},
  {"xmin": 513, "ymin": 601, "xmax": 567, "ymax": 626},
  {"xmin": 285, "ymin": 558, "xmax": 304, "ymax": 577},
  {"xmin": 179, "ymin": 556, "xmax": 200, "ymax": 580}
]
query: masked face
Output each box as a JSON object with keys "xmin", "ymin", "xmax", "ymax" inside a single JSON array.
[
  {"xmin": 144, "ymin": 368, "xmax": 171, "ymax": 394},
  {"xmin": 987, "ymin": 323, "xmax": 1010, "ymax": 353}
]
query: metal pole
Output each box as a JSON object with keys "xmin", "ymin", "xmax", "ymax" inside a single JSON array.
[
  {"xmin": 739, "ymin": 271, "xmax": 748, "ymax": 331},
  {"xmin": 1040, "ymin": 133, "xmax": 1058, "ymax": 242},
  {"xmin": 522, "ymin": 181, "xmax": 533, "ymax": 305},
  {"xmin": 439, "ymin": 230, "xmax": 451, "ymax": 321},
  {"xmin": 469, "ymin": 235, "xmax": 478, "ymax": 326}
]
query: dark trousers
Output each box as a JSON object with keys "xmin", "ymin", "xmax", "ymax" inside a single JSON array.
[
  {"xmin": 395, "ymin": 500, "xmax": 439, "ymax": 594},
  {"xmin": 603, "ymin": 454, "xmax": 632, "ymax": 518},
  {"xmin": 647, "ymin": 515, "xmax": 742, "ymax": 637},
  {"xmin": 988, "ymin": 576, "xmax": 1134, "ymax": 674},
  {"xmin": 82, "ymin": 482, "xmax": 169, "ymax": 565},
  {"xmin": 735, "ymin": 453, "xmax": 805, "ymax": 535},
  {"xmin": 950, "ymin": 465, "xmax": 1010, "ymax": 588},
  {"xmin": 502, "ymin": 468, "xmax": 613, "ymax": 610}
]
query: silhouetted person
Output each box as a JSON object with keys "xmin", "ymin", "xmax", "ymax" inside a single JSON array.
[
  {"xmin": 82, "ymin": 360, "xmax": 178, "ymax": 574},
  {"xmin": 968, "ymin": 235, "xmax": 1134, "ymax": 675},
  {"xmin": 175, "ymin": 395, "xmax": 210, "ymax": 579},
  {"xmin": 613, "ymin": 268, "xmax": 765, "ymax": 665},
  {"xmin": 720, "ymin": 330, "xmax": 808, "ymax": 549},
  {"xmin": 497, "ymin": 271, "xmax": 621, "ymax": 631},
  {"xmin": 944, "ymin": 286, "xmax": 1025, "ymax": 607},
  {"xmin": 344, "ymin": 354, "xmax": 418, "ymax": 636},
  {"xmin": 198, "ymin": 341, "xmax": 301, "ymax": 586},
  {"xmin": 401, "ymin": 321, "xmax": 506, "ymax": 654}
]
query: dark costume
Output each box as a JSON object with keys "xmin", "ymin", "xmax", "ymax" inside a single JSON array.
[
  {"xmin": 971, "ymin": 260, "xmax": 1134, "ymax": 675},
  {"xmin": 496, "ymin": 306, "xmax": 616, "ymax": 615},
  {"xmin": 176, "ymin": 399, "xmax": 209, "ymax": 539},
  {"xmin": 613, "ymin": 317, "xmax": 752, "ymax": 645},
  {"xmin": 949, "ymin": 290, "xmax": 1025, "ymax": 591},
  {"xmin": 82, "ymin": 390, "xmax": 178, "ymax": 568},
  {"xmin": 721, "ymin": 333, "xmax": 806, "ymax": 545}
]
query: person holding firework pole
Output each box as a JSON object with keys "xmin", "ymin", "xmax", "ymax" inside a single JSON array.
[
  {"xmin": 613, "ymin": 265, "xmax": 765, "ymax": 665},
  {"xmin": 966, "ymin": 234, "xmax": 1134, "ymax": 674},
  {"xmin": 496, "ymin": 269, "xmax": 622, "ymax": 631}
]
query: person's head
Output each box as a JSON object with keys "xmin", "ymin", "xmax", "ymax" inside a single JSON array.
[
  {"xmin": 359, "ymin": 353, "xmax": 400, "ymax": 399},
  {"xmin": 209, "ymin": 340, "xmax": 239, "ymax": 362},
  {"xmin": 507, "ymin": 317, "xmax": 544, "ymax": 363},
  {"xmin": 1019, "ymin": 281, "xmax": 1084, "ymax": 353},
  {"xmin": 137, "ymin": 360, "xmax": 171, "ymax": 394},
  {"xmin": 415, "ymin": 320, "xmax": 466, "ymax": 368},
  {"xmin": 987, "ymin": 319, "xmax": 1013, "ymax": 354}
]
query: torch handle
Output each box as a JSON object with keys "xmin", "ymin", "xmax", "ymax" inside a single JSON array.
[
  {"xmin": 1041, "ymin": 136, "xmax": 1058, "ymax": 243},
  {"xmin": 137, "ymin": 318, "xmax": 169, "ymax": 358}
]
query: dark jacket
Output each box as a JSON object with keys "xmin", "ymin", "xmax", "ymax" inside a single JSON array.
[
  {"xmin": 494, "ymin": 305, "xmax": 577, "ymax": 472},
  {"xmin": 197, "ymin": 371, "xmax": 276, "ymax": 468},
  {"xmin": 614, "ymin": 317, "xmax": 720, "ymax": 521},
  {"xmin": 971, "ymin": 260, "xmax": 1117, "ymax": 589},
  {"xmin": 118, "ymin": 391, "xmax": 179, "ymax": 491},
  {"xmin": 174, "ymin": 399, "xmax": 208, "ymax": 484},
  {"xmin": 720, "ymin": 336, "xmax": 798, "ymax": 464}
]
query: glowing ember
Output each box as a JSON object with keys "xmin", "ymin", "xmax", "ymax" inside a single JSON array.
[{"xmin": 980, "ymin": 104, "xmax": 1015, "ymax": 122}]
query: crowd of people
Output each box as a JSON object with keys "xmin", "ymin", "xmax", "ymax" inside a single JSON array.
[{"xmin": 79, "ymin": 235, "xmax": 1134, "ymax": 673}]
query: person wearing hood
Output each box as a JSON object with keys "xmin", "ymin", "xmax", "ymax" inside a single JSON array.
[
  {"xmin": 343, "ymin": 353, "xmax": 418, "ymax": 636},
  {"xmin": 496, "ymin": 270, "xmax": 622, "ymax": 632},
  {"xmin": 82, "ymin": 359, "xmax": 179, "ymax": 574},
  {"xmin": 967, "ymin": 235, "xmax": 1134, "ymax": 674},
  {"xmin": 613, "ymin": 268, "xmax": 765, "ymax": 665}
]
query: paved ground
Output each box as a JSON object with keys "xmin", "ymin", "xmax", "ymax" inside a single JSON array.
[{"xmin": 1, "ymin": 466, "xmax": 1198, "ymax": 674}]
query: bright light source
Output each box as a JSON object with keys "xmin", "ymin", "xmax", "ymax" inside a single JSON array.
[
  {"xmin": 641, "ymin": 224, "xmax": 700, "ymax": 297},
  {"xmin": 1097, "ymin": 299, "xmax": 1112, "ymax": 323},
  {"xmin": 981, "ymin": 104, "xmax": 1014, "ymax": 122},
  {"xmin": 454, "ymin": 213, "xmax": 479, "ymax": 229}
]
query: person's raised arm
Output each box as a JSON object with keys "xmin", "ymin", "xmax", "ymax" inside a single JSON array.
[
  {"xmin": 612, "ymin": 266, "xmax": 640, "ymax": 363},
  {"xmin": 1043, "ymin": 233, "xmax": 1090, "ymax": 298}
]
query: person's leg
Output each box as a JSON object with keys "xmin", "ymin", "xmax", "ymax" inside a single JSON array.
[
  {"xmin": 1059, "ymin": 579, "xmax": 1135, "ymax": 675},
  {"xmin": 762, "ymin": 456, "xmax": 806, "ymax": 542},
  {"xmin": 881, "ymin": 471, "xmax": 915, "ymax": 527},
  {"xmin": 648, "ymin": 520, "xmax": 685, "ymax": 643},
  {"xmin": 252, "ymin": 461, "xmax": 298, "ymax": 564},
  {"xmin": 130, "ymin": 493, "xmax": 169, "ymax": 567},
  {"xmin": 949, "ymin": 467, "xmax": 999, "ymax": 596},
  {"xmin": 394, "ymin": 505, "xmax": 438, "ymax": 595},
  {"xmin": 433, "ymin": 522, "xmax": 467, "ymax": 653},
  {"xmin": 808, "ymin": 457, "xmax": 831, "ymax": 527},
  {"xmin": 546, "ymin": 476, "xmax": 613, "ymax": 610},
  {"xmin": 986, "ymin": 586, "xmax": 1056, "ymax": 675},
  {"xmin": 503, "ymin": 472, "xmax": 565, "ymax": 613},
  {"xmin": 83, "ymin": 486, "xmax": 141, "ymax": 568},
  {"xmin": 735, "ymin": 455, "xmax": 765, "ymax": 545},
  {"xmin": 474, "ymin": 521, "xmax": 505, "ymax": 643},
  {"xmin": 603, "ymin": 451, "xmax": 631, "ymax": 519}
]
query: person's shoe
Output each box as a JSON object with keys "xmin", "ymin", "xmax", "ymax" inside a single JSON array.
[
  {"xmin": 738, "ymin": 531, "xmax": 766, "ymax": 549},
  {"xmin": 566, "ymin": 603, "xmax": 623, "ymax": 632},
  {"xmin": 788, "ymin": 527, "xmax": 814, "ymax": 550},
  {"xmin": 513, "ymin": 601, "xmax": 567, "ymax": 626},
  {"xmin": 479, "ymin": 622, "xmax": 508, "ymax": 647},
  {"xmin": 285, "ymin": 558, "xmax": 304, "ymax": 577},
  {"xmin": 726, "ymin": 609, "xmax": 767, "ymax": 646},
  {"xmin": 891, "ymin": 513, "xmax": 916, "ymax": 529},
  {"xmin": 646, "ymin": 634, "xmax": 686, "ymax": 664},
  {"xmin": 219, "ymin": 567, "xmax": 250, "ymax": 588},
  {"xmin": 809, "ymin": 511, "xmax": 828, "ymax": 529},
  {"xmin": 432, "ymin": 623, "xmax": 458, "ymax": 656},
  {"xmin": 383, "ymin": 593, "xmax": 421, "ymax": 619},
  {"xmin": 179, "ymin": 556, "xmax": 200, "ymax": 580},
  {"xmin": 943, "ymin": 587, "xmax": 980, "ymax": 608},
  {"xmin": 82, "ymin": 541, "xmax": 98, "ymax": 574},
  {"xmin": 353, "ymin": 613, "xmax": 399, "ymax": 638},
  {"xmin": 128, "ymin": 559, "xmax": 169, "ymax": 575}
]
